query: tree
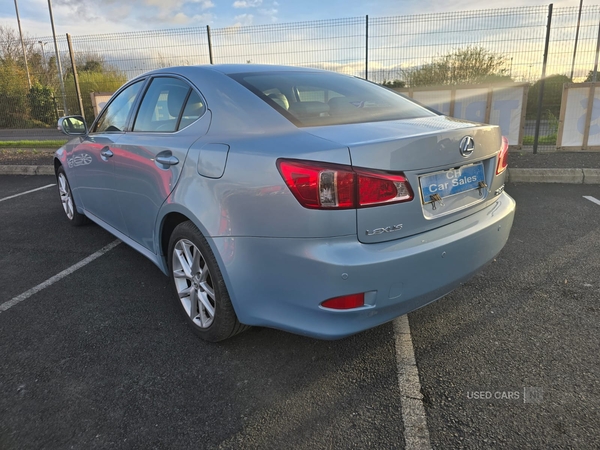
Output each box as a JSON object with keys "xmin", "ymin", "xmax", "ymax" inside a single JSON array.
[
  {"xmin": 380, "ymin": 79, "xmax": 406, "ymax": 89},
  {"xmin": 64, "ymin": 53, "xmax": 111, "ymax": 77},
  {"xmin": 0, "ymin": 25, "xmax": 61, "ymax": 127},
  {"xmin": 404, "ymin": 46, "xmax": 511, "ymax": 87},
  {"xmin": 585, "ymin": 70, "xmax": 599, "ymax": 82},
  {"xmin": 42, "ymin": 51, "xmax": 124, "ymax": 119},
  {"xmin": 0, "ymin": 25, "xmax": 25, "ymax": 63},
  {"xmin": 28, "ymin": 82, "xmax": 56, "ymax": 125},
  {"xmin": 525, "ymin": 74, "xmax": 570, "ymax": 120},
  {"xmin": 0, "ymin": 59, "xmax": 30, "ymax": 127},
  {"xmin": 64, "ymin": 69, "xmax": 126, "ymax": 120}
]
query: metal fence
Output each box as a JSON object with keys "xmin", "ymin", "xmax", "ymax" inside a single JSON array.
[{"xmin": 2, "ymin": 4, "xmax": 600, "ymax": 147}]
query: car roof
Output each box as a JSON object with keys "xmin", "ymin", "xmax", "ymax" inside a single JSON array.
[{"xmin": 146, "ymin": 64, "xmax": 332, "ymax": 77}]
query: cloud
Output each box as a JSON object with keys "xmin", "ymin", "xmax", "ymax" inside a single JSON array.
[
  {"xmin": 111, "ymin": 5, "xmax": 133, "ymax": 18},
  {"xmin": 195, "ymin": 0, "xmax": 215, "ymax": 10},
  {"xmin": 45, "ymin": 0, "xmax": 216, "ymax": 32},
  {"xmin": 142, "ymin": 10, "xmax": 213, "ymax": 25},
  {"xmin": 200, "ymin": 0, "xmax": 215, "ymax": 10},
  {"xmin": 232, "ymin": 0, "xmax": 262, "ymax": 8},
  {"xmin": 258, "ymin": 7, "xmax": 278, "ymax": 23},
  {"xmin": 172, "ymin": 12, "xmax": 192, "ymax": 24},
  {"xmin": 53, "ymin": 0, "xmax": 102, "ymax": 21},
  {"xmin": 234, "ymin": 14, "xmax": 254, "ymax": 26}
]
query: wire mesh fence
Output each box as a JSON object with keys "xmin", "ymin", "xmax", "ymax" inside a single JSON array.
[
  {"xmin": 369, "ymin": 7, "xmax": 550, "ymax": 85},
  {"xmin": 210, "ymin": 17, "xmax": 366, "ymax": 74},
  {"xmin": 1, "ymin": 4, "xmax": 600, "ymax": 148}
]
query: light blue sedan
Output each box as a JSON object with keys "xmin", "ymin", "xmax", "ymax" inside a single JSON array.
[{"xmin": 55, "ymin": 65, "xmax": 515, "ymax": 341}]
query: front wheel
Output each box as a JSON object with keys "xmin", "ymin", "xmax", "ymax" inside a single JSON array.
[
  {"xmin": 168, "ymin": 221, "xmax": 248, "ymax": 342},
  {"xmin": 56, "ymin": 165, "xmax": 88, "ymax": 226}
]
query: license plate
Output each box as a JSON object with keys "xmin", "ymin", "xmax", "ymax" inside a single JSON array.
[{"xmin": 420, "ymin": 163, "xmax": 485, "ymax": 204}]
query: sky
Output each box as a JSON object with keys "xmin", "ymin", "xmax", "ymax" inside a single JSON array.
[{"xmin": 0, "ymin": 0, "xmax": 594, "ymax": 39}]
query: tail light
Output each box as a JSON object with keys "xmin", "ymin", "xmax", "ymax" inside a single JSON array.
[
  {"xmin": 321, "ymin": 293, "xmax": 365, "ymax": 310},
  {"xmin": 496, "ymin": 136, "xmax": 509, "ymax": 174},
  {"xmin": 277, "ymin": 159, "xmax": 413, "ymax": 209}
]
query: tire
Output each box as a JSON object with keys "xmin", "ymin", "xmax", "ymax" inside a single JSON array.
[
  {"xmin": 56, "ymin": 165, "xmax": 88, "ymax": 226},
  {"xmin": 168, "ymin": 221, "xmax": 248, "ymax": 342}
]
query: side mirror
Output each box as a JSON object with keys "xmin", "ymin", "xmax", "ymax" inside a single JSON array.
[{"xmin": 57, "ymin": 115, "xmax": 88, "ymax": 136}]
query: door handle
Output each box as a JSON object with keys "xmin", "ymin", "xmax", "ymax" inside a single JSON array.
[
  {"xmin": 155, "ymin": 152, "xmax": 179, "ymax": 166},
  {"xmin": 100, "ymin": 147, "xmax": 113, "ymax": 159}
]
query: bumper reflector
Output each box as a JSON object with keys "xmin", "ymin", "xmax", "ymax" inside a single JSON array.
[{"xmin": 321, "ymin": 293, "xmax": 365, "ymax": 310}]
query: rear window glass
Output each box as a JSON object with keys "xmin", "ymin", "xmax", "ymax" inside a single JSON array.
[{"xmin": 230, "ymin": 71, "xmax": 435, "ymax": 127}]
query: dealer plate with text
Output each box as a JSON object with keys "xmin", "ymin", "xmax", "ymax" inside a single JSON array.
[{"xmin": 420, "ymin": 162, "xmax": 485, "ymax": 204}]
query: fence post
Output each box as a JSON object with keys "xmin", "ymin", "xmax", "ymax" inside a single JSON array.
[
  {"xmin": 592, "ymin": 19, "xmax": 600, "ymax": 82},
  {"xmin": 582, "ymin": 19, "xmax": 600, "ymax": 149},
  {"xmin": 533, "ymin": 3, "xmax": 553, "ymax": 155},
  {"xmin": 365, "ymin": 15, "xmax": 369, "ymax": 80},
  {"xmin": 13, "ymin": 0, "xmax": 31, "ymax": 89},
  {"xmin": 66, "ymin": 33, "xmax": 85, "ymax": 120},
  {"xmin": 207, "ymin": 25, "xmax": 214, "ymax": 64},
  {"xmin": 48, "ymin": 0, "xmax": 68, "ymax": 116},
  {"xmin": 570, "ymin": 0, "xmax": 583, "ymax": 80}
]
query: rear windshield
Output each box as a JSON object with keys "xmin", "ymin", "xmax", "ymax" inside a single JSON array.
[{"xmin": 229, "ymin": 71, "xmax": 436, "ymax": 127}]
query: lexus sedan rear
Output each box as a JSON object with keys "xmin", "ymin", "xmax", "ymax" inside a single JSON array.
[{"xmin": 54, "ymin": 64, "xmax": 515, "ymax": 341}]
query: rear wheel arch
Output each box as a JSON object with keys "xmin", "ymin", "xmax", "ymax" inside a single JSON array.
[
  {"xmin": 160, "ymin": 212, "xmax": 190, "ymax": 261},
  {"xmin": 53, "ymin": 157, "xmax": 62, "ymax": 175},
  {"xmin": 159, "ymin": 211, "xmax": 218, "ymax": 271}
]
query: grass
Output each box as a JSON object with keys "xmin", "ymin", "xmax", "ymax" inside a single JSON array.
[
  {"xmin": 522, "ymin": 135, "xmax": 557, "ymax": 146},
  {"xmin": 0, "ymin": 140, "xmax": 68, "ymax": 148}
]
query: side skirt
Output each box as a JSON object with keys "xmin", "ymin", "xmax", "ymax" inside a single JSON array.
[{"xmin": 83, "ymin": 210, "xmax": 169, "ymax": 275}]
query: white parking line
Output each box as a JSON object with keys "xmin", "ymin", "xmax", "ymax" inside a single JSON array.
[
  {"xmin": 0, "ymin": 240, "xmax": 121, "ymax": 314},
  {"xmin": 394, "ymin": 315, "xmax": 432, "ymax": 450},
  {"xmin": 0, "ymin": 184, "xmax": 56, "ymax": 203},
  {"xmin": 583, "ymin": 196, "xmax": 600, "ymax": 206}
]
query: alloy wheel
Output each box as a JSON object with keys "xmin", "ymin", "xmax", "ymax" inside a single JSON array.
[
  {"xmin": 172, "ymin": 238, "xmax": 216, "ymax": 328},
  {"xmin": 58, "ymin": 173, "xmax": 74, "ymax": 220}
]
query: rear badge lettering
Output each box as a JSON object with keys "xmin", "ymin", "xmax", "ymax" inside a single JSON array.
[{"xmin": 366, "ymin": 224, "xmax": 403, "ymax": 236}]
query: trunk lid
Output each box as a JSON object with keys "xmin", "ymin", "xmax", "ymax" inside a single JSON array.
[{"xmin": 304, "ymin": 115, "xmax": 506, "ymax": 243}]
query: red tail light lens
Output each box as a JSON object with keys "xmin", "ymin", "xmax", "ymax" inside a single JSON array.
[
  {"xmin": 356, "ymin": 170, "xmax": 413, "ymax": 207},
  {"xmin": 277, "ymin": 159, "xmax": 413, "ymax": 209},
  {"xmin": 321, "ymin": 293, "xmax": 365, "ymax": 310},
  {"xmin": 496, "ymin": 136, "xmax": 509, "ymax": 174}
]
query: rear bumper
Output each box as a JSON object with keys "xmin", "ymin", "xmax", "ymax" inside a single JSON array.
[{"xmin": 209, "ymin": 191, "xmax": 516, "ymax": 339}]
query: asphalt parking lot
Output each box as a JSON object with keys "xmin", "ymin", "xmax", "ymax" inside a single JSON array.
[{"xmin": 1, "ymin": 175, "xmax": 599, "ymax": 449}]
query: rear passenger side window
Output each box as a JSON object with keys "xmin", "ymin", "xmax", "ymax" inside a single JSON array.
[
  {"xmin": 178, "ymin": 90, "xmax": 205, "ymax": 130},
  {"xmin": 133, "ymin": 77, "xmax": 195, "ymax": 132}
]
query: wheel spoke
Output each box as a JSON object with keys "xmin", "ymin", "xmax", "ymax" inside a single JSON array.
[
  {"xmin": 198, "ymin": 264, "xmax": 213, "ymax": 297},
  {"xmin": 58, "ymin": 175, "xmax": 67, "ymax": 194},
  {"xmin": 199, "ymin": 281, "xmax": 215, "ymax": 301},
  {"xmin": 173, "ymin": 268, "xmax": 187, "ymax": 279},
  {"xmin": 191, "ymin": 249, "xmax": 201, "ymax": 273},
  {"xmin": 198, "ymin": 291, "xmax": 215, "ymax": 319},
  {"xmin": 178, "ymin": 284, "xmax": 193, "ymax": 299},
  {"xmin": 182, "ymin": 243, "xmax": 194, "ymax": 271},
  {"xmin": 175, "ymin": 247, "xmax": 192, "ymax": 279},
  {"xmin": 189, "ymin": 288, "xmax": 199, "ymax": 320},
  {"xmin": 67, "ymin": 197, "xmax": 74, "ymax": 218}
]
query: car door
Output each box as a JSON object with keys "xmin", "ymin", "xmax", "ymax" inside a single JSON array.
[
  {"xmin": 113, "ymin": 76, "xmax": 209, "ymax": 252},
  {"xmin": 69, "ymin": 79, "xmax": 145, "ymax": 233}
]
